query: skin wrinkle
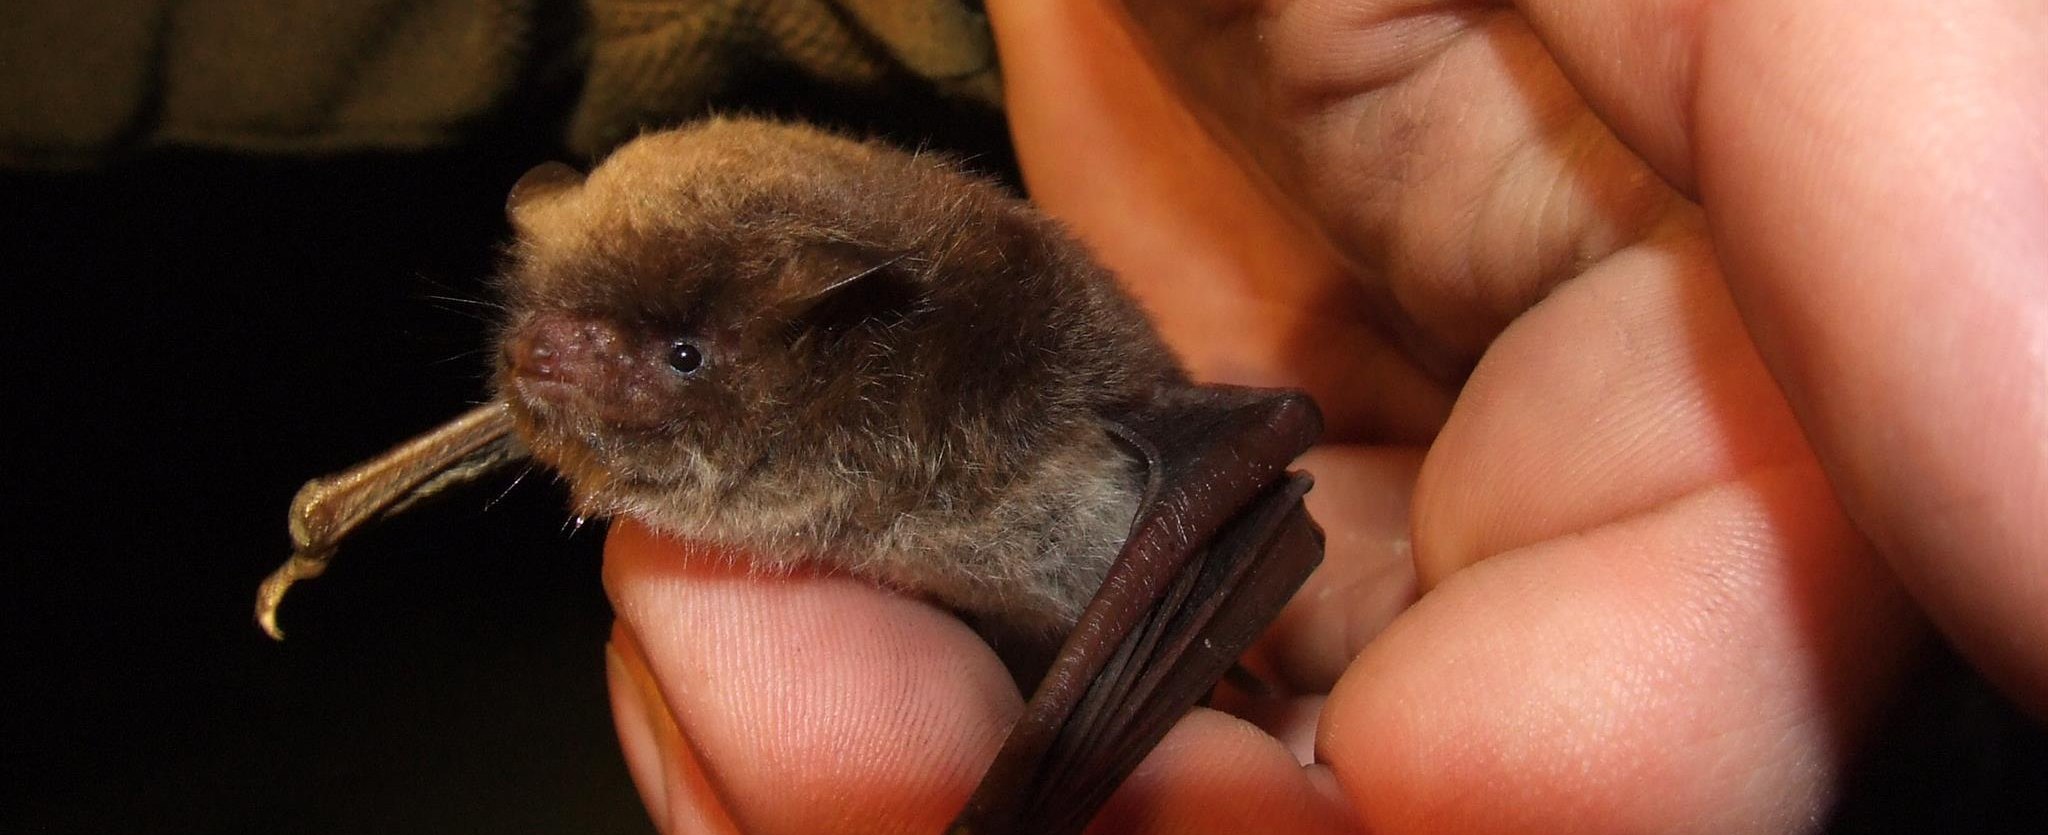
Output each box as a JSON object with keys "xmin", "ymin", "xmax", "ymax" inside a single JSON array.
[
  {"xmin": 1266, "ymin": 2, "xmax": 1492, "ymax": 113},
  {"xmin": 1508, "ymin": 0, "xmax": 1708, "ymax": 190},
  {"xmin": 1135, "ymin": 0, "xmax": 1688, "ymax": 370},
  {"xmin": 1426, "ymin": 22, "xmax": 1630, "ymax": 351},
  {"xmin": 1469, "ymin": 33, "xmax": 1669, "ymax": 327}
]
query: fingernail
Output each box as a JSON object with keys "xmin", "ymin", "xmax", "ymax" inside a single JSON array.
[
  {"xmin": 607, "ymin": 635, "xmax": 673, "ymax": 827},
  {"xmin": 607, "ymin": 627, "xmax": 747, "ymax": 835}
]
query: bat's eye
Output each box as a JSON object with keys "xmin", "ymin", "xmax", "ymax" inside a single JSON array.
[{"xmin": 666, "ymin": 341, "xmax": 705, "ymax": 376}]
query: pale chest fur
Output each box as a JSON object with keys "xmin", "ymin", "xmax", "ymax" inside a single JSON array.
[{"xmin": 617, "ymin": 418, "xmax": 1143, "ymax": 639}]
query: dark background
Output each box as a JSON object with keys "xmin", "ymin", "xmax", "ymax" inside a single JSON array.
[
  {"xmin": 4, "ymin": 62, "xmax": 2045, "ymax": 835},
  {"xmin": 6, "ymin": 134, "xmax": 646, "ymax": 833}
]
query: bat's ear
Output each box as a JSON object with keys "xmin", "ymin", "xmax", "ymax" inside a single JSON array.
[
  {"xmin": 782, "ymin": 247, "xmax": 923, "ymax": 343},
  {"xmin": 506, "ymin": 161, "xmax": 585, "ymax": 237}
]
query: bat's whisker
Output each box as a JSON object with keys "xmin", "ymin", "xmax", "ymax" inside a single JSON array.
[{"xmin": 484, "ymin": 463, "xmax": 535, "ymax": 511}]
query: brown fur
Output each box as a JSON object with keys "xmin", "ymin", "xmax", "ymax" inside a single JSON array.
[{"xmin": 495, "ymin": 118, "xmax": 1184, "ymax": 639}]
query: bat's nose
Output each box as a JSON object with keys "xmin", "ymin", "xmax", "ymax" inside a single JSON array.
[
  {"xmin": 502, "ymin": 313, "xmax": 670, "ymax": 429},
  {"xmin": 506, "ymin": 313, "xmax": 625, "ymax": 387}
]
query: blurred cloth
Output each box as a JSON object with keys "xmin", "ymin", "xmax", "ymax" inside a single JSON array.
[{"xmin": 0, "ymin": 0, "xmax": 1001, "ymax": 167}]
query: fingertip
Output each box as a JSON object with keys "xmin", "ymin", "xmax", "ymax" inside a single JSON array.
[
  {"xmin": 601, "ymin": 521, "xmax": 1023, "ymax": 833},
  {"xmin": 1095, "ymin": 709, "xmax": 1362, "ymax": 834},
  {"xmin": 1259, "ymin": 444, "xmax": 1422, "ymax": 693},
  {"xmin": 607, "ymin": 631, "xmax": 744, "ymax": 834},
  {"xmin": 1320, "ymin": 468, "xmax": 1915, "ymax": 834},
  {"xmin": 606, "ymin": 637, "xmax": 670, "ymax": 827}
]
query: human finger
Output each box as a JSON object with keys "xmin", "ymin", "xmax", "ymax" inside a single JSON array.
[
  {"xmin": 604, "ymin": 521, "xmax": 1365, "ymax": 833},
  {"xmin": 603, "ymin": 521, "xmax": 1015, "ymax": 833},
  {"xmin": 1327, "ymin": 218, "xmax": 1920, "ymax": 833}
]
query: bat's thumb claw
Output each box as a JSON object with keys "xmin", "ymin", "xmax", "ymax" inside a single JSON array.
[
  {"xmin": 254, "ymin": 551, "xmax": 331, "ymax": 641},
  {"xmin": 256, "ymin": 605, "xmax": 286, "ymax": 642}
]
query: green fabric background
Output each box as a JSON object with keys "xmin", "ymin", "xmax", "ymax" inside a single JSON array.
[{"xmin": 0, "ymin": 0, "xmax": 1001, "ymax": 167}]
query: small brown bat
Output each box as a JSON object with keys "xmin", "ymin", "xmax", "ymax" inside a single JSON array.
[{"xmin": 256, "ymin": 118, "xmax": 1324, "ymax": 834}]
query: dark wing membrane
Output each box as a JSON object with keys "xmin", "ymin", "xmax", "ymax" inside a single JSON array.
[{"xmin": 951, "ymin": 386, "xmax": 1324, "ymax": 835}]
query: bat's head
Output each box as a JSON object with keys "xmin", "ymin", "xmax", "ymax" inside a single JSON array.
[{"xmin": 492, "ymin": 118, "xmax": 1171, "ymax": 547}]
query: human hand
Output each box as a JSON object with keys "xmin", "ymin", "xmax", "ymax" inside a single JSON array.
[{"xmin": 603, "ymin": 1, "xmax": 2046, "ymax": 831}]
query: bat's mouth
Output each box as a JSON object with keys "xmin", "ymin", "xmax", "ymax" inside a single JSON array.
[
  {"xmin": 508, "ymin": 379, "xmax": 681, "ymax": 441},
  {"xmin": 503, "ymin": 375, "xmax": 587, "ymax": 416}
]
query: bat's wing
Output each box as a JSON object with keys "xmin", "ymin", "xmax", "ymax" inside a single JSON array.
[
  {"xmin": 254, "ymin": 401, "xmax": 526, "ymax": 639},
  {"xmin": 951, "ymin": 386, "xmax": 1324, "ymax": 834}
]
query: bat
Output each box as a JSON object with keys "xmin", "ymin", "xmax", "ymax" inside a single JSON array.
[{"xmin": 255, "ymin": 118, "xmax": 1325, "ymax": 833}]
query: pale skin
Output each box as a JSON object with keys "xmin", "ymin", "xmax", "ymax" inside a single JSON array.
[{"xmin": 601, "ymin": 0, "xmax": 2048, "ymax": 832}]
